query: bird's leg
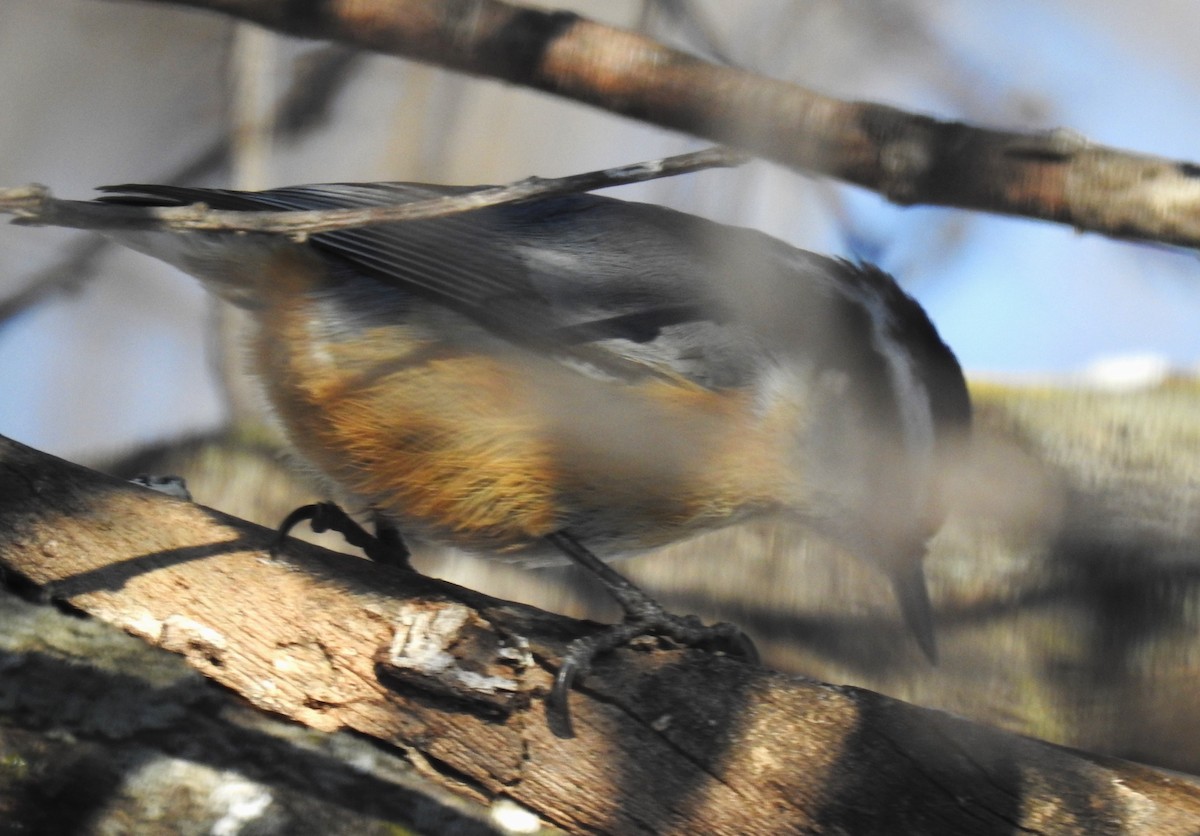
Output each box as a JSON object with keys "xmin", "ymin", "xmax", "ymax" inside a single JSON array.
[
  {"xmin": 273, "ymin": 502, "xmax": 412, "ymax": 569},
  {"xmin": 544, "ymin": 530, "xmax": 759, "ymax": 737},
  {"xmin": 370, "ymin": 515, "xmax": 413, "ymax": 568}
]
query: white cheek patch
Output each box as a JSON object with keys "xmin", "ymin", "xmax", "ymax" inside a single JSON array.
[{"xmin": 750, "ymin": 361, "xmax": 802, "ymax": 418}]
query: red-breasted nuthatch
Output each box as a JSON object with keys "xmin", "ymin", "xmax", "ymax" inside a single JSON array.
[{"xmin": 72, "ymin": 181, "xmax": 970, "ymax": 725}]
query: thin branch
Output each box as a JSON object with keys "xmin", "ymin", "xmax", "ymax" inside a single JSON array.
[
  {"xmin": 99, "ymin": 0, "xmax": 1200, "ymax": 250},
  {"xmin": 0, "ymin": 147, "xmax": 747, "ymax": 235}
]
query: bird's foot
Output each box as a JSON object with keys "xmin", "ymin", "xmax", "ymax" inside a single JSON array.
[
  {"xmin": 545, "ymin": 593, "xmax": 758, "ymax": 738},
  {"xmin": 272, "ymin": 502, "xmax": 411, "ymax": 569}
]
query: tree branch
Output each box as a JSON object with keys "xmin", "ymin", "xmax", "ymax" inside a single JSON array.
[
  {"xmin": 101, "ymin": 0, "xmax": 1200, "ymax": 250},
  {"xmin": 2, "ymin": 432, "xmax": 1199, "ymax": 834},
  {"xmin": 0, "ymin": 147, "xmax": 746, "ymax": 236}
]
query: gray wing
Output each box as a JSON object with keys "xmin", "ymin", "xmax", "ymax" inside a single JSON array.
[{"xmin": 97, "ymin": 182, "xmax": 850, "ymax": 389}]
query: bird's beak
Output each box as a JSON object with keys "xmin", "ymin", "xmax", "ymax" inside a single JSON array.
[{"xmin": 889, "ymin": 560, "xmax": 938, "ymax": 664}]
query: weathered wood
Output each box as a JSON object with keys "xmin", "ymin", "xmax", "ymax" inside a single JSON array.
[{"xmin": 3, "ymin": 432, "xmax": 1199, "ymax": 834}]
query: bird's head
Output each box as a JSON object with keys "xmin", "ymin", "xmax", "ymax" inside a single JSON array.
[{"xmin": 776, "ymin": 260, "xmax": 972, "ymax": 661}]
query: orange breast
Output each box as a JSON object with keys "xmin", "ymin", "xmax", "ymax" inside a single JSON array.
[{"xmin": 250, "ymin": 280, "xmax": 796, "ymax": 555}]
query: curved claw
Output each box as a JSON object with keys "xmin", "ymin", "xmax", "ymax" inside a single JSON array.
[
  {"xmin": 541, "ymin": 530, "xmax": 759, "ymax": 737},
  {"xmin": 271, "ymin": 502, "xmax": 411, "ymax": 568},
  {"xmin": 723, "ymin": 628, "xmax": 761, "ymax": 666},
  {"xmin": 547, "ymin": 618, "xmax": 759, "ymax": 738},
  {"xmin": 658, "ymin": 618, "xmax": 760, "ymax": 667},
  {"xmin": 270, "ymin": 503, "xmax": 323, "ymax": 558},
  {"xmin": 546, "ymin": 657, "xmax": 583, "ymax": 739}
]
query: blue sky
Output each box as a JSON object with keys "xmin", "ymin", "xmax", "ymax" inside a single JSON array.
[{"xmin": 861, "ymin": 1, "xmax": 1200, "ymax": 374}]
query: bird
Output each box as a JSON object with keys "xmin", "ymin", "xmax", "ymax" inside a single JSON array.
[{"xmin": 62, "ymin": 180, "xmax": 970, "ymax": 731}]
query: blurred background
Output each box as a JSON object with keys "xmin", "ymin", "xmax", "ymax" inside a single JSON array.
[{"xmin": 2, "ymin": 0, "xmax": 1200, "ymax": 775}]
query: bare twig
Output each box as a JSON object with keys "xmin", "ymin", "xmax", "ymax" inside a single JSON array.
[{"xmin": 0, "ymin": 146, "xmax": 747, "ymax": 236}]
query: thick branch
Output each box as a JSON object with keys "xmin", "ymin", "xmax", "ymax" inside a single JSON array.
[
  {"xmin": 1, "ymin": 433, "xmax": 1199, "ymax": 834},
  {"xmin": 111, "ymin": 0, "xmax": 1200, "ymax": 249}
]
